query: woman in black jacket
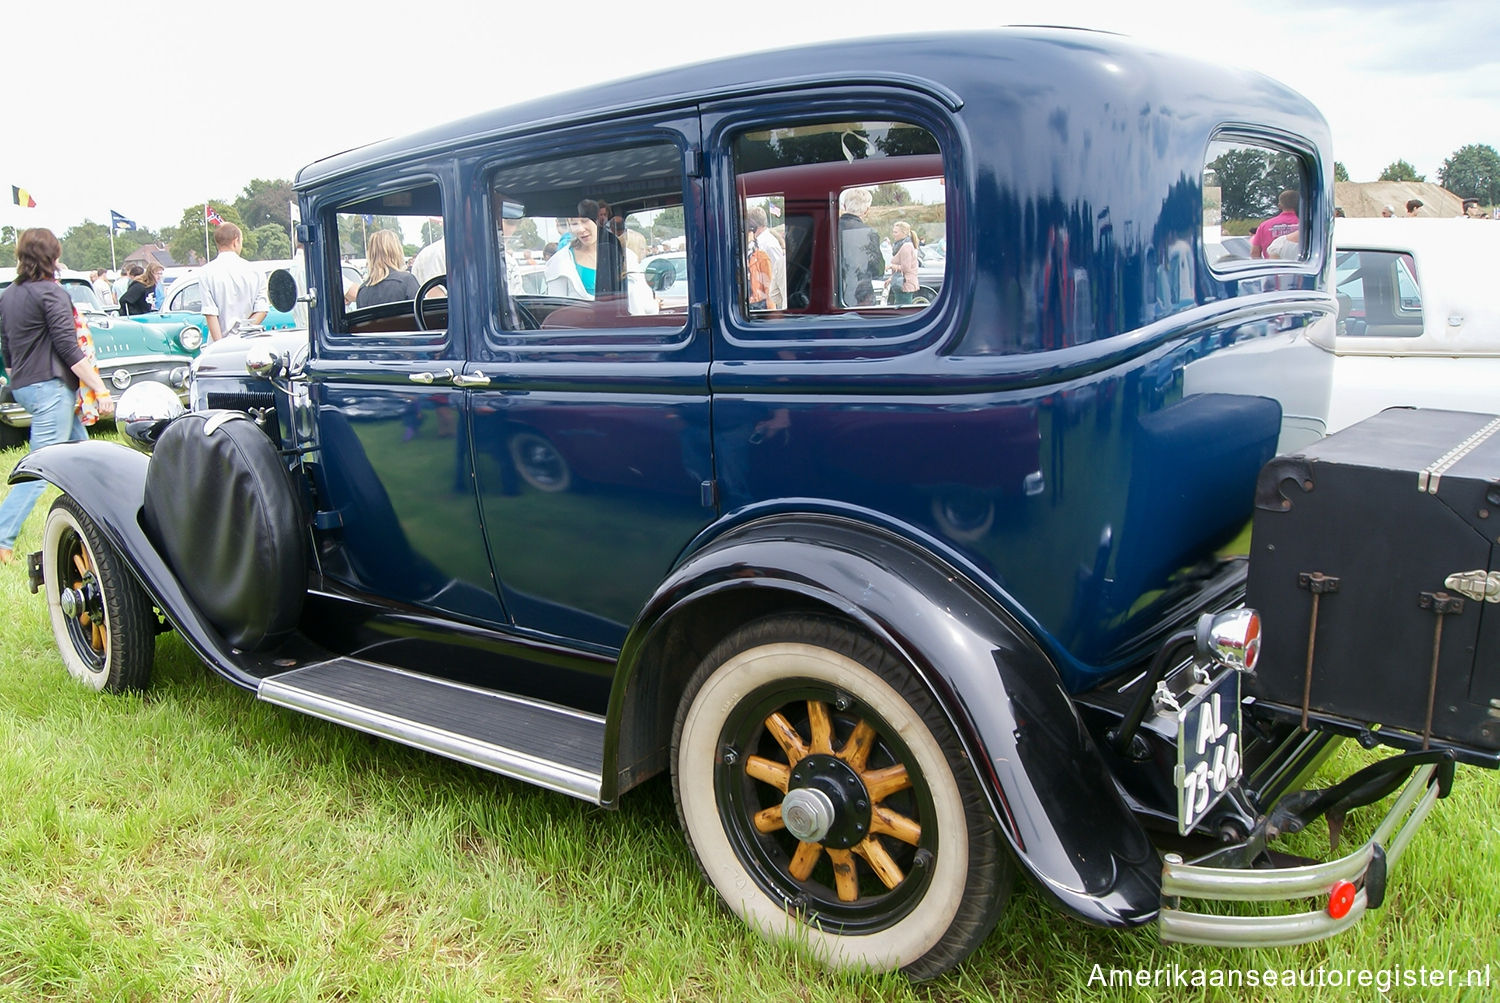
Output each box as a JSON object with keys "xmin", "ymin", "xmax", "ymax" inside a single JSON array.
[
  {"xmin": 118, "ymin": 262, "xmax": 160, "ymax": 315},
  {"xmin": 0, "ymin": 228, "xmax": 115, "ymax": 563}
]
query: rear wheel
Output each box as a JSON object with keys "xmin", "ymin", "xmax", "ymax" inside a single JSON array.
[
  {"xmin": 0, "ymin": 422, "xmax": 26, "ymax": 449},
  {"xmin": 42, "ymin": 495, "xmax": 155, "ymax": 692},
  {"xmin": 671, "ymin": 614, "xmax": 1011, "ymax": 979}
]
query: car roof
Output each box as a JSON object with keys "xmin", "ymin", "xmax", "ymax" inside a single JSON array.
[{"xmin": 296, "ymin": 28, "xmax": 1316, "ymax": 191}]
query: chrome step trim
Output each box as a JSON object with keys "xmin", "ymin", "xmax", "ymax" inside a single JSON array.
[{"xmin": 258, "ymin": 659, "xmax": 605, "ymax": 803}]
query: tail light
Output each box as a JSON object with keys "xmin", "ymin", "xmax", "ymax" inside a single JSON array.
[{"xmin": 1196, "ymin": 608, "xmax": 1261, "ymax": 673}]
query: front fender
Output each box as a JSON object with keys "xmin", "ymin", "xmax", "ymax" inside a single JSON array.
[
  {"xmin": 10, "ymin": 440, "xmax": 261, "ymax": 690},
  {"xmin": 610, "ymin": 513, "xmax": 1160, "ymax": 928}
]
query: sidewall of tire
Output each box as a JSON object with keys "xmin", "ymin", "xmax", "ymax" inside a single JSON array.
[
  {"xmin": 675, "ymin": 638, "xmax": 971, "ymax": 974},
  {"xmin": 42, "ymin": 497, "xmax": 152, "ymax": 692}
]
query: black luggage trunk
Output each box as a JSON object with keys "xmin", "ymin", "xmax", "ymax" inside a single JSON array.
[{"xmin": 1247, "ymin": 408, "xmax": 1500, "ymax": 764}]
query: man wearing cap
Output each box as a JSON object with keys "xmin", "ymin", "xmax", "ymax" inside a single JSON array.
[{"xmin": 1380, "ymin": 205, "xmax": 1395, "ymax": 218}]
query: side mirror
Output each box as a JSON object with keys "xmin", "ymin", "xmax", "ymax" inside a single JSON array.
[
  {"xmin": 267, "ymin": 269, "xmax": 298, "ymax": 313},
  {"xmin": 645, "ymin": 260, "xmax": 675, "ymax": 292}
]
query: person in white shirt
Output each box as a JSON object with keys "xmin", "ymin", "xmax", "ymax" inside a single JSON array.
[{"xmin": 198, "ymin": 223, "xmax": 268, "ymax": 340}]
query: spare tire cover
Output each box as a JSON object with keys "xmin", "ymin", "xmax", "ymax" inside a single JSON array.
[{"xmin": 143, "ymin": 410, "xmax": 306, "ymax": 650}]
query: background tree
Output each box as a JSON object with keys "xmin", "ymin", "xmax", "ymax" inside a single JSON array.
[
  {"xmin": 1438, "ymin": 143, "xmax": 1500, "ymax": 204},
  {"xmin": 1333, "ymin": 162, "xmax": 1349, "ymax": 182},
  {"xmin": 0, "ymin": 226, "xmax": 15, "ymax": 267},
  {"xmin": 420, "ymin": 219, "xmax": 444, "ymax": 247},
  {"xmin": 336, "ymin": 214, "xmax": 403, "ymax": 257},
  {"xmin": 169, "ymin": 200, "xmax": 245, "ymax": 266},
  {"xmin": 61, "ymin": 221, "xmax": 159, "ymax": 271},
  {"xmin": 650, "ymin": 205, "xmax": 686, "ymax": 243},
  {"xmin": 1377, "ymin": 159, "xmax": 1424, "ymax": 182},
  {"xmin": 233, "ymin": 178, "xmax": 296, "ymax": 232},
  {"xmin": 249, "ymin": 223, "xmax": 291, "ymax": 260},
  {"xmin": 871, "ymin": 182, "xmax": 913, "ymax": 206},
  {"xmin": 511, "ymin": 218, "xmax": 543, "ymax": 251},
  {"xmin": 1208, "ymin": 148, "xmax": 1299, "ymax": 222}
]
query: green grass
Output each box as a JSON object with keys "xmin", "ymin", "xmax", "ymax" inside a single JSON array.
[{"xmin": 1, "ymin": 439, "xmax": 1498, "ymax": 1001}]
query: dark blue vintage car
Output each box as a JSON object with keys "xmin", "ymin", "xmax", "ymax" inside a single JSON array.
[{"xmin": 13, "ymin": 29, "xmax": 1486, "ymax": 980}]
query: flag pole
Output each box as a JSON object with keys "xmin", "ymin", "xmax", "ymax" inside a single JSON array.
[
  {"xmin": 204, "ymin": 202, "xmax": 211, "ymax": 262},
  {"xmin": 110, "ymin": 224, "xmax": 117, "ymax": 272}
]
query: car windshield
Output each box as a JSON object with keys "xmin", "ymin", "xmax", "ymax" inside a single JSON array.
[{"xmin": 62, "ymin": 280, "xmax": 105, "ymax": 311}]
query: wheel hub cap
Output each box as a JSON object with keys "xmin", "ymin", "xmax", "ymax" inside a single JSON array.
[
  {"xmin": 60, "ymin": 586, "xmax": 86, "ymax": 619},
  {"xmin": 781, "ymin": 787, "xmax": 836, "ymax": 842},
  {"xmin": 785, "ymin": 753, "xmax": 872, "ymax": 849}
]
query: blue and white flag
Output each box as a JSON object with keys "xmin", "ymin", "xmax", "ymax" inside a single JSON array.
[{"xmin": 110, "ymin": 210, "xmax": 137, "ymax": 232}]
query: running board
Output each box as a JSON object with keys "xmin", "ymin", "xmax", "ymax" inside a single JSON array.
[{"xmin": 258, "ymin": 659, "xmax": 606, "ymax": 803}]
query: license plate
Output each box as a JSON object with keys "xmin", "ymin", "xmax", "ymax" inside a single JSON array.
[{"xmin": 1175, "ymin": 668, "xmax": 1243, "ymax": 834}]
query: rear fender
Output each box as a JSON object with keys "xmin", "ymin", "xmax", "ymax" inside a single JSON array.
[
  {"xmin": 609, "ymin": 513, "xmax": 1161, "ymax": 927},
  {"xmin": 10, "ymin": 440, "xmax": 261, "ymax": 690}
]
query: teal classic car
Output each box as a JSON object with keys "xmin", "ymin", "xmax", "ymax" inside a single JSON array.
[{"xmin": 0, "ymin": 271, "xmax": 205, "ymax": 446}]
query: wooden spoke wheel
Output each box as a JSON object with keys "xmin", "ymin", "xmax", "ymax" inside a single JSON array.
[
  {"xmin": 42, "ymin": 495, "xmax": 154, "ymax": 692},
  {"xmin": 673, "ymin": 614, "xmax": 1010, "ymax": 979}
]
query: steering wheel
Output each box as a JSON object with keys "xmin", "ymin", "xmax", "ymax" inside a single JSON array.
[{"xmin": 414, "ymin": 274, "xmax": 447, "ymax": 331}]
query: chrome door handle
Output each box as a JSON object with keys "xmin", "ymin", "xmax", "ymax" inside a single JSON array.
[
  {"xmin": 408, "ymin": 368, "xmax": 455, "ymax": 385},
  {"xmin": 452, "ymin": 371, "xmax": 491, "ymax": 388}
]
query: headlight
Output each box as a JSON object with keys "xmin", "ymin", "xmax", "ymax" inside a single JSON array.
[{"xmin": 178, "ymin": 325, "xmax": 204, "ymax": 351}]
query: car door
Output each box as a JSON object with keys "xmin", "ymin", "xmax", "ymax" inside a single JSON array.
[
  {"xmin": 464, "ymin": 113, "xmax": 714, "ymax": 649},
  {"xmin": 301, "ymin": 164, "xmax": 507, "ymax": 625}
]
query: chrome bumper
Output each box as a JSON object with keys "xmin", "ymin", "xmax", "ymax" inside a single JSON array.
[
  {"xmin": 1159, "ymin": 760, "xmax": 1444, "ymax": 946},
  {"xmin": 0, "ymin": 401, "xmax": 31, "ymax": 430}
]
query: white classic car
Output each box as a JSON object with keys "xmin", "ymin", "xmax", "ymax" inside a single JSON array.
[{"xmin": 1329, "ymin": 217, "xmax": 1500, "ymax": 431}]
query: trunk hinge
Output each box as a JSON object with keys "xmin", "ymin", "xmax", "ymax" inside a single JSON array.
[{"xmin": 1296, "ymin": 572, "xmax": 1340, "ymax": 731}]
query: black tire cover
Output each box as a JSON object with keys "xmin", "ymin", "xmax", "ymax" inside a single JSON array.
[{"xmin": 143, "ymin": 410, "xmax": 306, "ymax": 650}]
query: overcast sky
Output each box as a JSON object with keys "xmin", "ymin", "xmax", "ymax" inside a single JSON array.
[{"xmin": 5, "ymin": 0, "xmax": 1495, "ymax": 236}]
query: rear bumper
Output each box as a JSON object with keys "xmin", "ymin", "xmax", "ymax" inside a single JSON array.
[{"xmin": 1159, "ymin": 758, "xmax": 1449, "ymax": 946}]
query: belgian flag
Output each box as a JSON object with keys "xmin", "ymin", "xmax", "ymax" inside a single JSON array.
[{"xmin": 11, "ymin": 186, "xmax": 36, "ymax": 208}]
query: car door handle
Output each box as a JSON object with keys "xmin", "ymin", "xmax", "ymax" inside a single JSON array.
[
  {"xmin": 452, "ymin": 371, "xmax": 491, "ymax": 388},
  {"xmin": 408, "ymin": 368, "xmax": 455, "ymax": 385}
]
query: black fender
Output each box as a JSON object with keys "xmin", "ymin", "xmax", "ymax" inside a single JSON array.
[
  {"xmin": 9, "ymin": 440, "xmax": 262, "ymax": 690},
  {"xmin": 608, "ymin": 512, "xmax": 1160, "ymax": 928}
]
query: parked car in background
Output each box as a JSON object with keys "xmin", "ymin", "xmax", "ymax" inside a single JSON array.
[
  {"xmin": 0, "ymin": 270, "xmax": 204, "ymax": 446},
  {"xmin": 14, "ymin": 29, "xmax": 1489, "ymax": 982},
  {"xmin": 1328, "ymin": 218, "xmax": 1500, "ymax": 431}
]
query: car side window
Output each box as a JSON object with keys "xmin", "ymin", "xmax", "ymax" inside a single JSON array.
[
  {"xmin": 1203, "ymin": 138, "xmax": 1313, "ymax": 267},
  {"xmin": 729, "ymin": 119, "xmax": 947, "ymax": 324},
  {"xmin": 330, "ymin": 180, "xmax": 446, "ymax": 335},
  {"xmin": 1334, "ymin": 249, "xmax": 1422, "ymax": 337},
  {"xmin": 485, "ymin": 141, "xmax": 688, "ymax": 336},
  {"xmin": 172, "ymin": 281, "xmax": 202, "ymax": 313}
]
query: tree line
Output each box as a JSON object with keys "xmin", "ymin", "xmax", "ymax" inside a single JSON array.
[
  {"xmin": 0, "ymin": 178, "xmax": 297, "ymax": 271},
  {"xmin": 1217, "ymin": 142, "xmax": 1499, "ymax": 223}
]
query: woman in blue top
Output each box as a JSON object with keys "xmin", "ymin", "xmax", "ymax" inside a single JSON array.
[{"xmin": 543, "ymin": 199, "xmax": 625, "ymax": 299}]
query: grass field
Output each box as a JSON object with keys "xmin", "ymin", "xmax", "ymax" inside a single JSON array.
[{"xmin": 1, "ymin": 440, "xmax": 1497, "ymax": 1001}]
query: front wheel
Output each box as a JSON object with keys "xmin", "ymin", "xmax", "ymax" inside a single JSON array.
[
  {"xmin": 672, "ymin": 614, "xmax": 1011, "ymax": 979},
  {"xmin": 42, "ymin": 495, "xmax": 155, "ymax": 692}
]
